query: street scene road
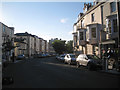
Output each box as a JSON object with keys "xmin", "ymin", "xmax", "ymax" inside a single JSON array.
[{"xmin": 3, "ymin": 57, "xmax": 120, "ymax": 88}]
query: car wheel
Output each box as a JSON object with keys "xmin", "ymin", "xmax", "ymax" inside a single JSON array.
[
  {"xmin": 87, "ymin": 63, "xmax": 92, "ymax": 70},
  {"xmin": 76, "ymin": 61, "xmax": 80, "ymax": 68},
  {"xmin": 68, "ymin": 61, "xmax": 71, "ymax": 65},
  {"xmin": 64, "ymin": 60, "xmax": 67, "ymax": 64}
]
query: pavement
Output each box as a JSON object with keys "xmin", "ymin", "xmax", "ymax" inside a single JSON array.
[{"xmin": 98, "ymin": 69, "xmax": 120, "ymax": 76}]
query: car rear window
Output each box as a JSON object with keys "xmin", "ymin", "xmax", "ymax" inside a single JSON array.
[
  {"xmin": 70, "ymin": 55, "xmax": 75, "ymax": 58},
  {"xmin": 87, "ymin": 55, "xmax": 100, "ymax": 60}
]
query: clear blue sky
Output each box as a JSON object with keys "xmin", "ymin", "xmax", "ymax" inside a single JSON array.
[{"xmin": 2, "ymin": 2, "xmax": 85, "ymax": 41}]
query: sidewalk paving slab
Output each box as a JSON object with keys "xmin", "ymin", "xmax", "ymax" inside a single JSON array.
[{"xmin": 98, "ymin": 70, "xmax": 120, "ymax": 76}]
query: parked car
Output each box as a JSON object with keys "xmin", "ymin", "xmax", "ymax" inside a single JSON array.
[
  {"xmin": 37, "ymin": 54, "xmax": 43, "ymax": 58},
  {"xmin": 56, "ymin": 54, "xmax": 66, "ymax": 62},
  {"xmin": 64, "ymin": 54, "xmax": 76, "ymax": 65},
  {"xmin": 16, "ymin": 54, "xmax": 25, "ymax": 60},
  {"xmin": 56, "ymin": 55, "xmax": 60, "ymax": 60},
  {"xmin": 33, "ymin": 54, "xmax": 39, "ymax": 58},
  {"xmin": 76, "ymin": 54, "xmax": 102, "ymax": 70},
  {"xmin": 41, "ymin": 54, "xmax": 47, "ymax": 58},
  {"xmin": 45, "ymin": 53, "xmax": 51, "ymax": 57},
  {"xmin": 59, "ymin": 54, "xmax": 66, "ymax": 62}
]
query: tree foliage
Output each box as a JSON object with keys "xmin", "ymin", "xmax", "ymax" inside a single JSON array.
[
  {"xmin": 52, "ymin": 40, "xmax": 73, "ymax": 54},
  {"xmin": 52, "ymin": 40, "xmax": 66, "ymax": 54},
  {"xmin": 2, "ymin": 38, "xmax": 15, "ymax": 52},
  {"xmin": 66, "ymin": 40, "xmax": 73, "ymax": 53}
]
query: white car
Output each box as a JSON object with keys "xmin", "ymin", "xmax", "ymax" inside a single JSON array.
[
  {"xmin": 64, "ymin": 54, "xmax": 76, "ymax": 65},
  {"xmin": 76, "ymin": 54, "xmax": 102, "ymax": 70}
]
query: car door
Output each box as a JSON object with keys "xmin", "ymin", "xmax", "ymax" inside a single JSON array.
[
  {"xmin": 82, "ymin": 55, "xmax": 88, "ymax": 66},
  {"xmin": 64, "ymin": 55, "xmax": 67, "ymax": 62},
  {"xmin": 78, "ymin": 55, "xmax": 84, "ymax": 65},
  {"xmin": 84, "ymin": 55, "xmax": 89, "ymax": 66},
  {"xmin": 66, "ymin": 54, "xmax": 69, "ymax": 62}
]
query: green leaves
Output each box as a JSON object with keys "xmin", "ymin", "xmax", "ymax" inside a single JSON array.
[{"xmin": 52, "ymin": 40, "xmax": 73, "ymax": 54}]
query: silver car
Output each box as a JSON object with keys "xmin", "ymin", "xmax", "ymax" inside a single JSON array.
[
  {"xmin": 76, "ymin": 54, "xmax": 102, "ymax": 70},
  {"xmin": 56, "ymin": 54, "xmax": 66, "ymax": 62}
]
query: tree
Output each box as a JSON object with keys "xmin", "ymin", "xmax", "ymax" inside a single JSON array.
[
  {"xmin": 52, "ymin": 40, "xmax": 66, "ymax": 54},
  {"xmin": 2, "ymin": 38, "xmax": 15, "ymax": 52},
  {"xmin": 66, "ymin": 40, "xmax": 73, "ymax": 53}
]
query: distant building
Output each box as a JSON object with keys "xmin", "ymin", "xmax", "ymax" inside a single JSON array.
[
  {"xmin": 33, "ymin": 35, "xmax": 40, "ymax": 54},
  {"xmin": 46, "ymin": 42, "xmax": 49, "ymax": 53},
  {"xmin": 14, "ymin": 35, "xmax": 27, "ymax": 57},
  {"xmin": 15, "ymin": 32, "xmax": 35, "ymax": 57},
  {"xmin": 49, "ymin": 38, "xmax": 57, "ymax": 54},
  {"xmin": 1, "ymin": 22, "xmax": 14, "ymax": 62},
  {"xmin": 41, "ymin": 39, "xmax": 47, "ymax": 53},
  {"xmin": 39, "ymin": 38, "xmax": 42, "ymax": 53}
]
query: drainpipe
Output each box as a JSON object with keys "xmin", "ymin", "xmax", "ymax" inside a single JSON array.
[{"xmin": 117, "ymin": 0, "xmax": 120, "ymax": 71}]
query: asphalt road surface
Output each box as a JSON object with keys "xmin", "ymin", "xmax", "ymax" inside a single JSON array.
[{"xmin": 2, "ymin": 57, "xmax": 120, "ymax": 88}]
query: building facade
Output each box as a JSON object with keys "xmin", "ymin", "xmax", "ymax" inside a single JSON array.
[
  {"xmin": 49, "ymin": 38, "xmax": 57, "ymax": 54},
  {"xmin": 1, "ymin": 22, "xmax": 14, "ymax": 62},
  {"xmin": 41, "ymin": 39, "xmax": 46, "ymax": 53},
  {"xmin": 73, "ymin": 1, "xmax": 119, "ymax": 71},
  {"xmin": 73, "ymin": 2, "xmax": 105, "ymax": 56},
  {"xmin": 15, "ymin": 32, "xmax": 49, "ymax": 57},
  {"xmin": 0, "ymin": 22, "xmax": 2, "ymax": 64},
  {"xmin": 14, "ymin": 35, "xmax": 27, "ymax": 57},
  {"xmin": 33, "ymin": 35, "xmax": 40, "ymax": 55},
  {"xmin": 15, "ymin": 32, "xmax": 35, "ymax": 57}
]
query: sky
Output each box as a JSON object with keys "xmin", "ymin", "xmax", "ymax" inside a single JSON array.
[{"xmin": 1, "ymin": 2, "xmax": 86, "ymax": 42}]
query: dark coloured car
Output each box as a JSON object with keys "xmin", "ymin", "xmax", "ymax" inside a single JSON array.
[
  {"xmin": 56, "ymin": 54, "xmax": 66, "ymax": 62},
  {"xmin": 16, "ymin": 54, "xmax": 25, "ymax": 60}
]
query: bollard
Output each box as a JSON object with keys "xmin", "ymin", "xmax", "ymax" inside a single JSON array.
[{"xmin": 105, "ymin": 58, "xmax": 108, "ymax": 70}]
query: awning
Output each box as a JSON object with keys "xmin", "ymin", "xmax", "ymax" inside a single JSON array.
[{"xmin": 100, "ymin": 40, "xmax": 115, "ymax": 45}]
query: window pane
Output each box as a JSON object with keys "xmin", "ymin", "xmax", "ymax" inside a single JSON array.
[
  {"xmin": 91, "ymin": 27, "xmax": 96, "ymax": 38},
  {"xmin": 113, "ymin": 19, "xmax": 118, "ymax": 32},
  {"xmin": 108, "ymin": 20, "xmax": 111, "ymax": 33},
  {"xmin": 80, "ymin": 32, "xmax": 84, "ymax": 40},
  {"xmin": 91, "ymin": 13, "xmax": 94, "ymax": 22},
  {"xmin": 3, "ymin": 26, "xmax": 5, "ymax": 32},
  {"xmin": 110, "ymin": 2, "xmax": 116, "ymax": 13}
]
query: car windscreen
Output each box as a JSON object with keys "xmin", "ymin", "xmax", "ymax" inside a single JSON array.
[
  {"xmin": 61, "ymin": 55, "xmax": 65, "ymax": 57},
  {"xmin": 70, "ymin": 55, "xmax": 75, "ymax": 58},
  {"xmin": 19, "ymin": 55, "xmax": 24, "ymax": 56},
  {"xmin": 87, "ymin": 55, "xmax": 100, "ymax": 60}
]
